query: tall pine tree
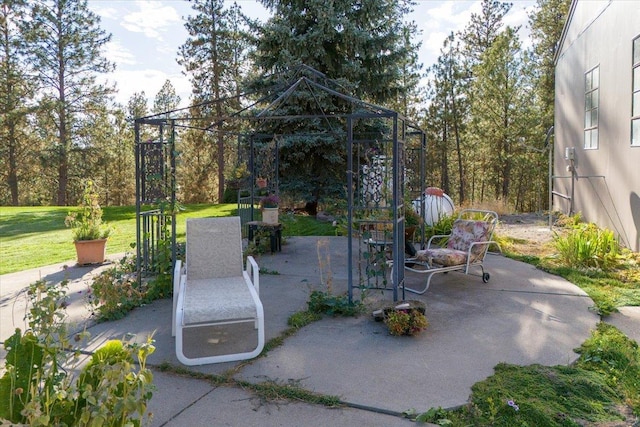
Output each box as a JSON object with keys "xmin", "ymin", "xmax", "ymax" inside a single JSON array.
[
  {"xmin": 0, "ymin": 0, "xmax": 36, "ymax": 205},
  {"xmin": 528, "ymin": 0, "xmax": 571, "ymax": 135},
  {"xmin": 23, "ymin": 0, "xmax": 114, "ymax": 205},
  {"xmin": 178, "ymin": 0, "xmax": 255, "ymax": 202}
]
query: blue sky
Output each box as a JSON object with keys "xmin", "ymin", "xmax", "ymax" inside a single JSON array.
[{"xmin": 88, "ymin": 0, "xmax": 536, "ymax": 109}]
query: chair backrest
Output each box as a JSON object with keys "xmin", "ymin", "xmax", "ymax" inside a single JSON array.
[
  {"xmin": 186, "ymin": 217, "xmax": 243, "ymax": 280},
  {"xmin": 447, "ymin": 219, "xmax": 494, "ymax": 256}
]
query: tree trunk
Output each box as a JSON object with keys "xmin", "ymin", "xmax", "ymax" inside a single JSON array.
[
  {"xmin": 56, "ymin": 42, "xmax": 68, "ymax": 206},
  {"xmin": 8, "ymin": 125, "xmax": 19, "ymax": 205},
  {"xmin": 451, "ymin": 94, "xmax": 464, "ymax": 204}
]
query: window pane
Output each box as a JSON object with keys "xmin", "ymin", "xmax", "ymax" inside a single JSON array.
[
  {"xmin": 586, "ymin": 92, "xmax": 592, "ymax": 110},
  {"xmin": 592, "ymin": 89, "xmax": 599, "ymax": 107},
  {"xmin": 633, "ymin": 119, "xmax": 640, "ymax": 146},
  {"xmin": 585, "ymin": 111, "xmax": 591, "ymax": 128},
  {"xmin": 585, "ymin": 72, "xmax": 592, "ymax": 90},
  {"xmin": 584, "ymin": 130, "xmax": 589, "ymax": 148},
  {"xmin": 593, "ymin": 67, "xmax": 599, "ymax": 86},
  {"xmin": 635, "ymin": 67, "xmax": 640, "ymax": 92},
  {"xmin": 592, "ymin": 109, "xmax": 598, "ymax": 126},
  {"xmin": 592, "ymin": 128, "xmax": 598, "ymax": 148},
  {"xmin": 585, "ymin": 130, "xmax": 592, "ymax": 148},
  {"xmin": 634, "ymin": 92, "xmax": 640, "ymax": 117},
  {"xmin": 634, "ymin": 37, "xmax": 640, "ymax": 65}
]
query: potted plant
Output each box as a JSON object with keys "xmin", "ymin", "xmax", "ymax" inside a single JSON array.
[
  {"xmin": 260, "ymin": 193, "xmax": 280, "ymax": 224},
  {"xmin": 65, "ymin": 180, "xmax": 112, "ymax": 265},
  {"xmin": 405, "ymin": 206, "xmax": 423, "ymax": 241},
  {"xmin": 373, "ymin": 300, "xmax": 428, "ymax": 336}
]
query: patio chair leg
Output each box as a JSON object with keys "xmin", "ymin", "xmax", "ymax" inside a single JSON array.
[{"xmin": 403, "ymin": 271, "xmax": 435, "ymax": 295}]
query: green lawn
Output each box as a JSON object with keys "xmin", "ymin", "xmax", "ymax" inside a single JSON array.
[{"xmin": 0, "ymin": 204, "xmax": 337, "ymax": 275}]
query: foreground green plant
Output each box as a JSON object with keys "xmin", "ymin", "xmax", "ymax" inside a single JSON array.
[
  {"xmin": 0, "ymin": 278, "xmax": 155, "ymax": 426},
  {"xmin": 576, "ymin": 323, "xmax": 640, "ymax": 412},
  {"xmin": 413, "ymin": 323, "xmax": 640, "ymax": 426}
]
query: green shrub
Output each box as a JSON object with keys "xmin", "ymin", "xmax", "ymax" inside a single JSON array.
[
  {"xmin": 89, "ymin": 254, "xmax": 145, "ymax": 321},
  {"xmin": 307, "ymin": 290, "xmax": 363, "ymax": 316},
  {"xmin": 424, "ymin": 213, "xmax": 456, "ymax": 245},
  {"xmin": 89, "ymin": 242, "xmax": 184, "ymax": 321},
  {"xmin": 554, "ymin": 222, "xmax": 622, "ymax": 270},
  {"xmin": 222, "ymin": 186, "xmax": 239, "ymax": 203},
  {"xmin": 383, "ymin": 308, "xmax": 428, "ymax": 336}
]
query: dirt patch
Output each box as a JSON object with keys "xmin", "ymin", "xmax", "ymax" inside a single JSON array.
[{"xmin": 495, "ymin": 212, "xmax": 557, "ymax": 257}]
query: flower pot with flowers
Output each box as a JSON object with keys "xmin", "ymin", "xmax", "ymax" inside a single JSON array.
[
  {"xmin": 260, "ymin": 193, "xmax": 280, "ymax": 224},
  {"xmin": 373, "ymin": 300, "xmax": 428, "ymax": 336},
  {"xmin": 65, "ymin": 180, "xmax": 112, "ymax": 265}
]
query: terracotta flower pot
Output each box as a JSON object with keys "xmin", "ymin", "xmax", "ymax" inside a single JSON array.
[{"xmin": 74, "ymin": 239, "xmax": 107, "ymax": 265}]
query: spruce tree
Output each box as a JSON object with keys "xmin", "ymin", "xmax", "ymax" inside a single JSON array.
[{"xmin": 250, "ymin": 0, "xmax": 419, "ymax": 206}]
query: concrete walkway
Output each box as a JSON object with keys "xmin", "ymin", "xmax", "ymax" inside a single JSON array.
[{"xmin": 1, "ymin": 237, "xmax": 639, "ymax": 426}]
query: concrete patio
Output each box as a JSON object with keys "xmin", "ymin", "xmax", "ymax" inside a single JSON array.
[{"xmin": 2, "ymin": 236, "xmax": 639, "ymax": 426}]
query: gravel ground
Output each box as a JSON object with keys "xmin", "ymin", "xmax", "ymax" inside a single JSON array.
[{"xmin": 495, "ymin": 212, "xmax": 557, "ymax": 256}]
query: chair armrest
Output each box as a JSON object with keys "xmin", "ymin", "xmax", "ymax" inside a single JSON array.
[
  {"xmin": 465, "ymin": 241, "xmax": 502, "ymax": 267},
  {"xmin": 427, "ymin": 234, "xmax": 450, "ymax": 249},
  {"xmin": 468, "ymin": 240, "xmax": 502, "ymax": 254},
  {"xmin": 172, "ymin": 260, "xmax": 184, "ymax": 337},
  {"xmin": 245, "ymin": 255, "xmax": 260, "ymax": 295}
]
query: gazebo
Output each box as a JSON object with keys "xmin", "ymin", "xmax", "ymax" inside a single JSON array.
[{"xmin": 133, "ymin": 65, "xmax": 427, "ymax": 302}]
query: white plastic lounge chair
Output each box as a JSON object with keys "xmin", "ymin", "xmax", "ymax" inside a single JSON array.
[
  {"xmin": 400, "ymin": 209, "xmax": 501, "ymax": 294},
  {"xmin": 173, "ymin": 216, "xmax": 265, "ymax": 365}
]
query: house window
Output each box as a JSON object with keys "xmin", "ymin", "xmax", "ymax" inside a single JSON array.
[
  {"xmin": 584, "ymin": 66, "xmax": 599, "ymax": 149},
  {"xmin": 632, "ymin": 36, "xmax": 640, "ymax": 147}
]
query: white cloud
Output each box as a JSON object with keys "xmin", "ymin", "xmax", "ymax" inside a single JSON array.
[
  {"xmin": 121, "ymin": 0, "xmax": 182, "ymax": 41},
  {"xmin": 422, "ymin": 30, "xmax": 448, "ymax": 61},
  {"xmin": 423, "ymin": 1, "xmax": 477, "ymax": 29},
  {"xmin": 91, "ymin": 4, "xmax": 118, "ymax": 20},
  {"xmin": 103, "ymin": 39, "xmax": 137, "ymax": 67},
  {"xmin": 413, "ymin": 1, "xmax": 477, "ymax": 64}
]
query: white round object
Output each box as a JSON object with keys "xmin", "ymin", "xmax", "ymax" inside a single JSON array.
[{"xmin": 412, "ymin": 191, "xmax": 455, "ymax": 226}]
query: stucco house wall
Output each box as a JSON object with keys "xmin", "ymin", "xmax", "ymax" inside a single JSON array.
[{"xmin": 554, "ymin": 0, "xmax": 640, "ymax": 251}]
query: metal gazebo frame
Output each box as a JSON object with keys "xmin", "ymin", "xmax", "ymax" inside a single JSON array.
[{"xmin": 134, "ymin": 65, "xmax": 426, "ymax": 302}]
